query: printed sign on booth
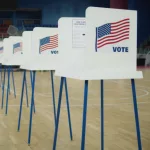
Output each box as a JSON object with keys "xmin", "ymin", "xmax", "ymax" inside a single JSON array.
[{"xmin": 95, "ymin": 18, "xmax": 130, "ymax": 52}]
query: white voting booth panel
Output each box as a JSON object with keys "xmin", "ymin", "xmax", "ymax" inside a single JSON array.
[
  {"xmin": 21, "ymin": 27, "xmax": 58, "ymax": 70},
  {"xmin": 0, "ymin": 41, "xmax": 3, "ymax": 60},
  {"xmin": 5, "ymin": 36, "xmax": 22, "ymax": 66},
  {"xmin": 1, "ymin": 38, "xmax": 12, "ymax": 65},
  {"xmin": 20, "ymin": 31, "xmax": 33, "ymax": 67},
  {"xmin": 22, "ymin": 31, "xmax": 32, "ymax": 57},
  {"xmin": 55, "ymin": 17, "xmax": 86, "ymax": 79},
  {"xmin": 55, "ymin": 8, "xmax": 143, "ymax": 80},
  {"xmin": 85, "ymin": 7, "xmax": 142, "ymax": 79}
]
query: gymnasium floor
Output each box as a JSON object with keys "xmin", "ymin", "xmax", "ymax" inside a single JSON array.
[{"xmin": 0, "ymin": 68, "xmax": 149, "ymax": 150}]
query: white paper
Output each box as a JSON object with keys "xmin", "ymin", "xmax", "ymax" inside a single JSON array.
[{"xmin": 72, "ymin": 19, "xmax": 86, "ymax": 48}]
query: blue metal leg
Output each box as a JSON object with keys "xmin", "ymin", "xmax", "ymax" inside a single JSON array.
[
  {"xmin": 81, "ymin": 80, "xmax": 88, "ymax": 150},
  {"xmin": 0, "ymin": 65, "xmax": 1, "ymax": 87},
  {"xmin": 50, "ymin": 70, "xmax": 57, "ymax": 127},
  {"xmin": 28, "ymin": 71, "xmax": 36, "ymax": 145},
  {"xmin": 25, "ymin": 71, "xmax": 29, "ymax": 107},
  {"xmin": 5, "ymin": 66, "xmax": 10, "ymax": 115},
  {"xmin": 1, "ymin": 67, "xmax": 6, "ymax": 109},
  {"xmin": 8, "ymin": 67, "xmax": 10, "ymax": 95},
  {"xmin": 30, "ymin": 71, "xmax": 32, "ymax": 86},
  {"xmin": 11, "ymin": 67, "xmax": 16, "ymax": 98},
  {"xmin": 53, "ymin": 77, "xmax": 64, "ymax": 150},
  {"xmin": 17, "ymin": 70, "xmax": 26, "ymax": 131},
  {"xmin": 30, "ymin": 71, "xmax": 35, "ymax": 113},
  {"xmin": 0, "ymin": 65, "xmax": 2, "ymax": 86},
  {"xmin": 101, "ymin": 80, "xmax": 104, "ymax": 150},
  {"xmin": 64, "ymin": 77, "xmax": 73, "ymax": 141},
  {"xmin": 131, "ymin": 79, "xmax": 142, "ymax": 150},
  {"xmin": 1, "ymin": 65, "xmax": 3, "ymax": 84}
]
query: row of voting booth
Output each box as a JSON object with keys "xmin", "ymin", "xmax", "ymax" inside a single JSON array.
[{"xmin": 0, "ymin": 7, "xmax": 143, "ymax": 150}]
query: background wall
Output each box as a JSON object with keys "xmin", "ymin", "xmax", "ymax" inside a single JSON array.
[
  {"xmin": 18, "ymin": 0, "xmax": 110, "ymax": 25},
  {"xmin": 135, "ymin": 1, "xmax": 150, "ymax": 47},
  {"xmin": 0, "ymin": 0, "xmax": 150, "ymax": 47},
  {"xmin": 110, "ymin": 0, "xmax": 128, "ymax": 9}
]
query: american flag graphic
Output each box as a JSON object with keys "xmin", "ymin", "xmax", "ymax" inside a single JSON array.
[
  {"xmin": 39, "ymin": 34, "xmax": 58, "ymax": 53},
  {"xmin": 13, "ymin": 42, "xmax": 22, "ymax": 53},
  {"xmin": 95, "ymin": 18, "xmax": 130, "ymax": 51},
  {"xmin": 0, "ymin": 47, "xmax": 3, "ymax": 53}
]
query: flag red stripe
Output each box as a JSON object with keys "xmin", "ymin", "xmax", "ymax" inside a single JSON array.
[
  {"xmin": 14, "ymin": 48, "xmax": 22, "ymax": 51},
  {"xmin": 111, "ymin": 21, "xmax": 129, "ymax": 28},
  {"xmin": 14, "ymin": 50, "xmax": 22, "ymax": 53},
  {"xmin": 50, "ymin": 39, "xmax": 58, "ymax": 42},
  {"xmin": 50, "ymin": 37, "xmax": 58, "ymax": 40},
  {"xmin": 98, "ymin": 31, "xmax": 129, "ymax": 43},
  {"xmin": 111, "ymin": 18, "xmax": 129, "ymax": 25},
  {"xmin": 49, "ymin": 39, "xmax": 58, "ymax": 42},
  {"xmin": 40, "ymin": 45, "xmax": 58, "ymax": 52},
  {"xmin": 111, "ymin": 28, "xmax": 129, "ymax": 34},
  {"xmin": 111, "ymin": 25, "xmax": 129, "ymax": 31},
  {"xmin": 40, "ymin": 44, "xmax": 58, "ymax": 51},
  {"xmin": 97, "ymin": 34, "xmax": 129, "ymax": 46},
  {"xmin": 41, "ymin": 41, "xmax": 58, "ymax": 45},
  {"xmin": 51, "ymin": 36, "xmax": 58, "ymax": 38},
  {"xmin": 40, "ymin": 43, "xmax": 58, "ymax": 49},
  {"xmin": 50, "ymin": 34, "xmax": 58, "ymax": 37},
  {"xmin": 41, "ymin": 44, "xmax": 58, "ymax": 48},
  {"xmin": 40, "ymin": 46, "xmax": 58, "ymax": 50},
  {"xmin": 97, "ymin": 37, "xmax": 129, "ymax": 48}
]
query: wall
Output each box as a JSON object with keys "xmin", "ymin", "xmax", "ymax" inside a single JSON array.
[
  {"xmin": 128, "ymin": 0, "xmax": 150, "ymax": 47},
  {"xmin": 0, "ymin": 0, "xmax": 148, "ymax": 47},
  {"xmin": 42, "ymin": 0, "xmax": 109, "ymax": 24},
  {"xmin": 110, "ymin": 0, "xmax": 128, "ymax": 9},
  {"xmin": 17, "ymin": 0, "xmax": 110, "ymax": 25},
  {"xmin": 42, "ymin": 1, "xmax": 89, "ymax": 25},
  {"xmin": 18, "ymin": 0, "xmax": 45, "ymax": 8},
  {"xmin": 136, "ymin": 1, "xmax": 150, "ymax": 47}
]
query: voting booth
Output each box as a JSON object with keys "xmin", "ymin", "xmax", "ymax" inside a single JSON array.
[
  {"xmin": 0, "ymin": 39, "xmax": 8, "ymax": 110},
  {"xmin": 55, "ymin": 12, "xmax": 142, "ymax": 79},
  {"xmin": 55, "ymin": 17, "xmax": 86, "ymax": 79},
  {"xmin": 17, "ymin": 31, "xmax": 36, "ymax": 137},
  {"xmin": 53, "ymin": 7, "xmax": 143, "ymax": 150},
  {"xmin": 1, "ymin": 38, "xmax": 12, "ymax": 65},
  {"xmin": 5, "ymin": 36, "xmax": 22, "ymax": 66},
  {"xmin": 19, "ymin": 29, "xmax": 72, "ymax": 145},
  {"xmin": 22, "ymin": 31, "xmax": 32, "ymax": 64},
  {"xmin": 1, "ymin": 37, "xmax": 23, "ymax": 115},
  {"xmin": 1, "ymin": 38, "xmax": 16, "ymax": 111},
  {"xmin": 21, "ymin": 27, "xmax": 59, "ymax": 70},
  {"xmin": 0, "ymin": 41, "xmax": 3, "ymax": 86}
]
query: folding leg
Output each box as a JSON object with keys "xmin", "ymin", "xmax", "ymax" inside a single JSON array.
[
  {"xmin": 1, "ymin": 67, "xmax": 6, "ymax": 109},
  {"xmin": 5, "ymin": 66, "xmax": 10, "ymax": 115},
  {"xmin": 8, "ymin": 67, "xmax": 10, "ymax": 95},
  {"xmin": 0, "ymin": 64, "xmax": 2, "ymax": 87},
  {"xmin": 28, "ymin": 71, "xmax": 36, "ymax": 145},
  {"xmin": 25, "ymin": 71, "xmax": 29, "ymax": 107},
  {"xmin": 11, "ymin": 67, "xmax": 16, "ymax": 98},
  {"xmin": 50, "ymin": 70, "xmax": 56, "ymax": 126},
  {"xmin": 64, "ymin": 78, "xmax": 73, "ymax": 140},
  {"xmin": 81, "ymin": 80, "xmax": 88, "ymax": 150},
  {"xmin": 53, "ymin": 77, "xmax": 65, "ymax": 150},
  {"xmin": 0, "ymin": 65, "xmax": 2, "ymax": 86},
  {"xmin": 17, "ymin": 70, "xmax": 26, "ymax": 131},
  {"xmin": 131, "ymin": 79, "xmax": 142, "ymax": 150},
  {"xmin": 30, "ymin": 71, "xmax": 35, "ymax": 113},
  {"xmin": 101, "ymin": 80, "xmax": 104, "ymax": 150}
]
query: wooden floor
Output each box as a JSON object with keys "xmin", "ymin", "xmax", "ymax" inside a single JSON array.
[{"xmin": 0, "ymin": 68, "xmax": 150, "ymax": 150}]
